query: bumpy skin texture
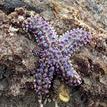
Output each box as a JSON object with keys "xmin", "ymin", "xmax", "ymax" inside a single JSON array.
[{"xmin": 23, "ymin": 15, "xmax": 91, "ymax": 99}]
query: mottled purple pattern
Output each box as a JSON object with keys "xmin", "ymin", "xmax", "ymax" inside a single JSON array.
[
  {"xmin": 22, "ymin": 16, "xmax": 91, "ymax": 99},
  {"xmin": 58, "ymin": 28, "xmax": 92, "ymax": 57}
]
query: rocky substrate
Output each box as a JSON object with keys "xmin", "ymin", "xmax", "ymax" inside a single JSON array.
[{"xmin": 0, "ymin": 0, "xmax": 107, "ymax": 107}]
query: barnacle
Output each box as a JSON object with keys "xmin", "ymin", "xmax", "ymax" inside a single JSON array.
[{"xmin": 58, "ymin": 85, "xmax": 70, "ymax": 103}]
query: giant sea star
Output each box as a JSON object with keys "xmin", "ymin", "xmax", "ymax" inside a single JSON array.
[{"xmin": 22, "ymin": 15, "xmax": 91, "ymax": 104}]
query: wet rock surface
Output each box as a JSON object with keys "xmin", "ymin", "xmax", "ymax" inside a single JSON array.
[{"xmin": 0, "ymin": 0, "xmax": 107, "ymax": 107}]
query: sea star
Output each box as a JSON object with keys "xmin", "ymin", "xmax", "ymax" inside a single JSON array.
[{"xmin": 22, "ymin": 15, "xmax": 91, "ymax": 101}]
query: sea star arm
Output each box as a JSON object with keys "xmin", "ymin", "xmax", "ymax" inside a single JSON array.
[
  {"xmin": 58, "ymin": 28, "xmax": 91, "ymax": 57},
  {"xmin": 34, "ymin": 58, "xmax": 55, "ymax": 99},
  {"xmin": 22, "ymin": 16, "xmax": 58, "ymax": 49},
  {"xmin": 59, "ymin": 58, "xmax": 82, "ymax": 86}
]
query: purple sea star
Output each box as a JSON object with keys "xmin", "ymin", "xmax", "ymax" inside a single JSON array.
[{"xmin": 22, "ymin": 15, "xmax": 92, "ymax": 100}]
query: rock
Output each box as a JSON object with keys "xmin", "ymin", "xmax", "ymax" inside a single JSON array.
[
  {"xmin": 73, "ymin": 55, "xmax": 91, "ymax": 76},
  {"xmin": 95, "ymin": 37, "xmax": 107, "ymax": 55},
  {"xmin": 83, "ymin": 78, "xmax": 92, "ymax": 86},
  {"xmin": 0, "ymin": 79, "xmax": 9, "ymax": 91},
  {"xmin": 0, "ymin": 0, "xmax": 25, "ymax": 14},
  {"xmin": 99, "ymin": 75, "xmax": 107, "ymax": 85},
  {"xmin": 0, "ymin": 63, "xmax": 14, "ymax": 80},
  {"xmin": 0, "ymin": 0, "xmax": 49, "ymax": 14},
  {"xmin": 0, "ymin": 0, "xmax": 107, "ymax": 107}
]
